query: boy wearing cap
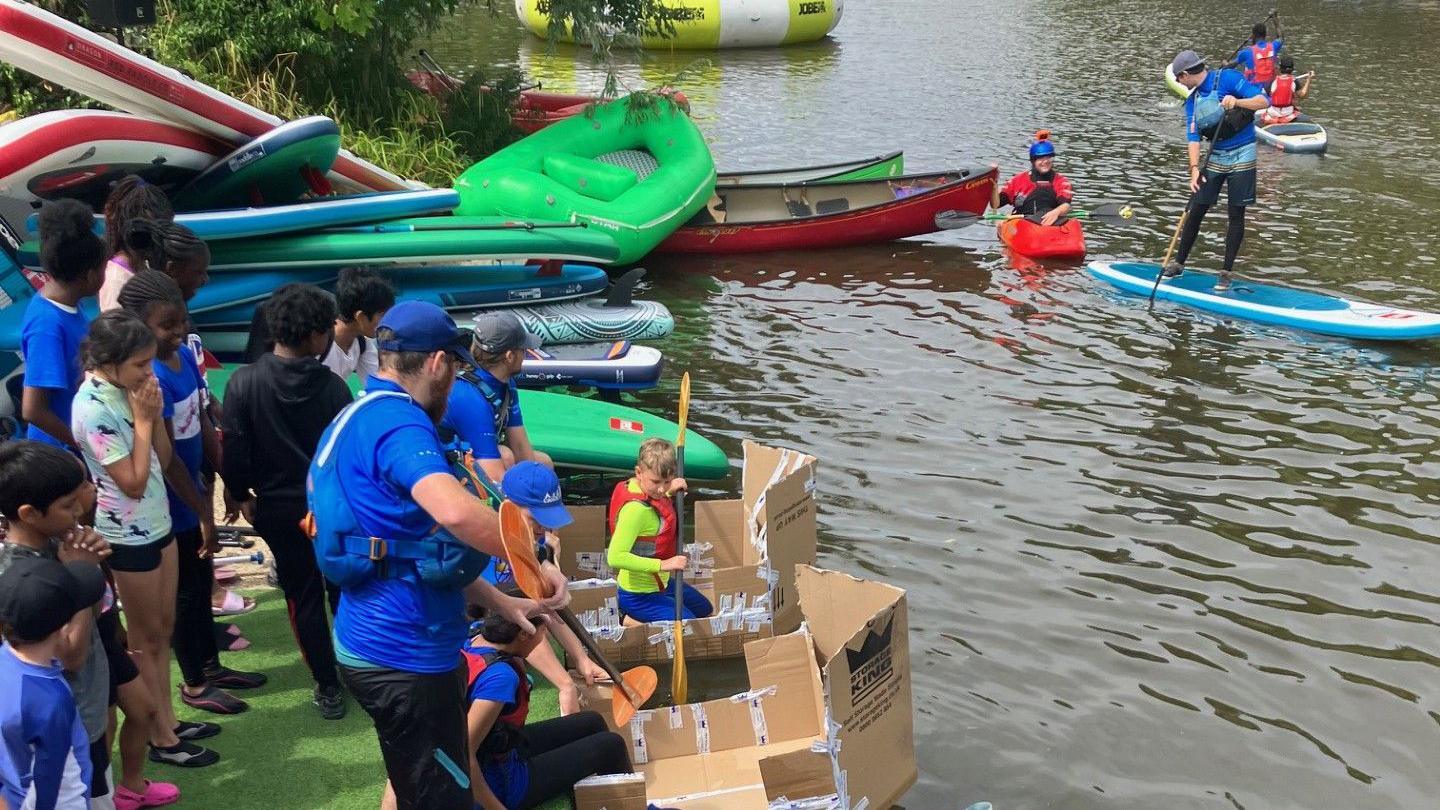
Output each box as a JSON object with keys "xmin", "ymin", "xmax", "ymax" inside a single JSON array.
[
  {"xmin": 321, "ymin": 301, "xmax": 567, "ymax": 810},
  {"xmin": 0, "ymin": 555, "xmax": 107, "ymax": 810},
  {"xmin": 221, "ymin": 283, "xmax": 353, "ymax": 719},
  {"xmin": 498, "ymin": 461, "xmax": 606, "ymax": 715},
  {"xmin": 441, "ymin": 311, "xmax": 552, "ymax": 492},
  {"xmin": 1166, "ymin": 49, "xmax": 1270, "ymax": 291}
]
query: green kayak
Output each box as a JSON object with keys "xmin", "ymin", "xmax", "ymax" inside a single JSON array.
[
  {"xmin": 205, "ymin": 365, "xmax": 729, "ymax": 480},
  {"xmin": 454, "ymin": 94, "xmax": 715, "ymax": 264}
]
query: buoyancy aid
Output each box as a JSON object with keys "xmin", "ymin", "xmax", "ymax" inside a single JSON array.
[
  {"xmin": 1247, "ymin": 42, "xmax": 1277, "ymax": 84},
  {"xmin": 607, "ymin": 480, "xmax": 678, "ymax": 588},
  {"xmin": 465, "ymin": 648, "xmax": 531, "ymax": 757}
]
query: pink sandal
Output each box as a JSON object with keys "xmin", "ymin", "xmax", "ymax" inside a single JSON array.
[
  {"xmin": 211, "ymin": 589, "xmax": 256, "ymax": 616},
  {"xmin": 213, "ymin": 565, "xmax": 239, "ymax": 583},
  {"xmin": 114, "ymin": 779, "xmax": 180, "ymax": 809}
]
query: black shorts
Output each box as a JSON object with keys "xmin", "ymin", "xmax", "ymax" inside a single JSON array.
[
  {"xmin": 98, "ymin": 607, "xmax": 140, "ymax": 703},
  {"xmin": 107, "ymin": 533, "xmax": 175, "ymax": 573},
  {"xmin": 1195, "ymin": 165, "xmax": 1257, "ymax": 208},
  {"xmin": 340, "ymin": 662, "xmax": 470, "ymax": 810}
]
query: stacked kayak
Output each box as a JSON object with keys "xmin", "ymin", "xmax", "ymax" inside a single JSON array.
[
  {"xmin": 454, "ymin": 94, "xmax": 715, "ymax": 264},
  {"xmin": 997, "ymin": 218, "xmax": 1086, "ymax": 260},
  {"xmin": 516, "ymin": 342, "xmax": 664, "ymax": 390},
  {"xmin": 1088, "ymin": 261, "xmax": 1440, "ymax": 340}
]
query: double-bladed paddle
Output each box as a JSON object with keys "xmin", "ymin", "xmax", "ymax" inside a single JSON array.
[{"xmin": 935, "ymin": 202, "xmax": 1135, "ymax": 230}]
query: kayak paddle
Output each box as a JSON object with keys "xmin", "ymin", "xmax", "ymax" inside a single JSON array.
[
  {"xmin": 935, "ymin": 202, "xmax": 1135, "ymax": 229},
  {"xmin": 497, "ymin": 500, "xmax": 657, "ymax": 725},
  {"xmin": 671, "ymin": 371, "xmax": 692, "ymax": 704}
]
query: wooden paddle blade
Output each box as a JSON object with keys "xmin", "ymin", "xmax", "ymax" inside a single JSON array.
[
  {"xmin": 498, "ymin": 500, "xmax": 549, "ymax": 601},
  {"xmin": 611, "ymin": 666, "xmax": 659, "ymax": 726},
  {"xmin": 675, "ymin": 372, "xmax": 691, "ymax": 446},
  {"xmin": 671, "ymin": 621, "xmax": 688, "ymax": 703},
  {"xmin": 933, "ymin": 209, "xmax": 981, "ymax": 229}
]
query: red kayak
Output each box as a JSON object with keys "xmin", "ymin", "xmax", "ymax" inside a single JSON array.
[
  {"xmin": 658, "ymin": 167, "xmax": 998, "ymax": 254},
  {"xmin": 997, "ymin": 218, "xmax": 1086, "ymax": 260}
]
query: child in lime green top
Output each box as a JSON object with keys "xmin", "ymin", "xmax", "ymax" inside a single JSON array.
[{"xmin": 606, "ymin": 438, "xmax": 713, "ymax": 623}]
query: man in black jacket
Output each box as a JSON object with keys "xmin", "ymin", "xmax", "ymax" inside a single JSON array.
[{"xmin": 220, "ymin": 283, "xmax": 352, "ymax": 719}]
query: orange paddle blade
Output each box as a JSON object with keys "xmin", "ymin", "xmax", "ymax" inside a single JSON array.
[
  {"xmin": 611, "ymin": 666, "xmax": 658, "ymax": 726},
  {"xmin": 675, "ymin": 372, "xmax": 691, "ymax": 447},
  {"xmin": 498, "ymin": 500, "xmax": 549, "ymax": 600}
]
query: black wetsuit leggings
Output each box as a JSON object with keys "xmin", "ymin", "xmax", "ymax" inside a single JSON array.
[
  {"xmin": 516, "ymin": 711, "xmax": 632, "ymax": 808},
  {"xmin": 1176, "ymin": 203, "xmax": 1246, "ymax": 274}
]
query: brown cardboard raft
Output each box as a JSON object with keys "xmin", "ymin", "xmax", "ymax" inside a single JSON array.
[
  {"xmin": 560, "ymin": 440, "xmax": 818, "ymax": 666},
  {"xmin": 572, "ymin": 565, "xmax": 916, "ymax": 810}
]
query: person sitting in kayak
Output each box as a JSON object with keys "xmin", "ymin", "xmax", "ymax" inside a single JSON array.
[
  {"xmin": 989, "ymin": 131, "xmax": 1074, "ymax": 227},
  {"xmin": 1260, "ymin": 56, "xmax": 1313, "ymax": 126},
  {"xmin": 607, "ymin": 438, "xmax": 713, "ymax": 624},
  {"xmin": 440, "ymin": 311, "xmax": 553, "ymax": 493},
  {"xmin": 1233, "ymin": 19, "xmax": 1283, "ymax": 85},
  {"xmin": 1165, "ymin": 50, "xmax": 1270, "ymax": 292}
]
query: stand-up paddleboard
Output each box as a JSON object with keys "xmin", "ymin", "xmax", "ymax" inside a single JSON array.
[
  {"xmin": 499, "ymin": 267, "xmax": 674, "ymax": 345},
  {"xmin": 25, "ymin": 189, "xmax": 461, "ymax": 240},
  {"xmin": 0, "ymin": 0, "xmax": 412, "ymax": 194},
  {"xmin": 189, "ymin": 263, "xmax": 610, "ymax": 356},
  {"xmin": 516, "ymin": 341, "xmax": 664, "ymax": 390},
  {"xmin": 205, "ymin": 362, "xmax": 730, "ymax": 479},
  {"xmin": 19, "ymin": 217, "xmax": 621, "ymax": 270},
  {"xmin": 0, "ymin": 110, "xmax": 228, "ymax": 207},
  {"xmin": 172, "ymin": 116, "xmax": 341, "ymax": 210},
  {"xmin": 1088, "ymin": 261, "xmax": 1440, "ymax": 340},
  {"xmin": 1254, "ymin": 114, "xmax": 1328, "ymax": 155}
]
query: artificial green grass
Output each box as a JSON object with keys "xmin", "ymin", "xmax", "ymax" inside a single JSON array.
[{"xmin": 166, "ymin": 589, "xmax": 568, "ymax": 809}]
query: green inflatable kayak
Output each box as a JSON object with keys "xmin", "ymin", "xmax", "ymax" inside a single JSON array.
[
  {"xmin": 453, "ymin": 95, "xmax": 715, "ymax": 264},
  {"xmin": 205, "ymin": 365, "xmax": 729, "ymax": 480}
]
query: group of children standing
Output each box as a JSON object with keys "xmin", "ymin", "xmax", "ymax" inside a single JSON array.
[{"xmin": 2, "ymin": 171, "xmax": 719, "ymax": 809}]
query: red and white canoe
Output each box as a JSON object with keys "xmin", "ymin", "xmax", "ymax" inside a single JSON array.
[
  {"xmin": 0, "ymin": 0, "xmax": 413, "ymax": 194},
  {"xmin": 0, "ymin": 110, "xmax": 228, "ymax": 207},
  {"xmin": 657, "ymin": 168, "xmax": 998, "ymax": 254}
]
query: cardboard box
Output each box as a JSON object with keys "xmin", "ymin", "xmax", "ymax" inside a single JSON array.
[
  {"xmin": 559, "ymin": 440, "xmax": 818, "ymax": 666},
  {"xmin": 573, "ymin": 565, "xmax": 916, "ymax": 810}
]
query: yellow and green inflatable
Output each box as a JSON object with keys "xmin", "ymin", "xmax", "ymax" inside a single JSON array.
[
  {"xmin": 515, "ymin": 0, "xmax": 844, "ymax": 49},
  {"xmin": 453, "ymin": 94, "xmax": 715, "ymax": 265}
]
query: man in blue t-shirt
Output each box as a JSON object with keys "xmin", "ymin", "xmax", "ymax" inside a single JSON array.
[
  {"xmin": 440, "ymin": 310, "xmax": 553, "ymax": 493},
  {"xmin": 320, "ymin": 301, "xmax": 569, "ymax": 810},
  {"xmin": 1165, "ymin": 50, "xmax": 1271, "ymax": 292}
]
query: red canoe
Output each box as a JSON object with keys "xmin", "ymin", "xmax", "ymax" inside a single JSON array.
[
  {"xmin": 657, "ymin": 168, "xmax": 998, "ymax": 254},
  {"xmin": 997, "ymin": 218, "xmax": 1086, "ymax": 260}
]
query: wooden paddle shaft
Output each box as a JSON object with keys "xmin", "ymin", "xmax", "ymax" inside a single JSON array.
[{"xmin": 554, "ymin": 606, "xmax": 644, "ymax": 705}]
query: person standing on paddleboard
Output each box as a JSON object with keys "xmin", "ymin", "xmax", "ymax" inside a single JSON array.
[
  {"xmin": 1165, "ymin": 50, "xmax": 1270, "ymax": 292},
  {"xmin": 989, "ymin": 131, "xmax": 1075, "ymax": 227}
]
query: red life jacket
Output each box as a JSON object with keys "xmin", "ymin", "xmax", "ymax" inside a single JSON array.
[
  {"xmin": 1247, "ymin": 43, "xmax": 1277, "ymax": 84},
  {"xmin": 1270, "ymin": 74, "xmax": 1295, "ymax": 108},
  {"xmin": 608, "ymin": 480, "xmax": 678, "ymax": 588},
  {"xmin": 464, "ymin": 648, "xmax": 530, "ymax": 755}
]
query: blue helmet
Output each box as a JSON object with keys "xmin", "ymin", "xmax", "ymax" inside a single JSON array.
[{"xmin": 1029, "ymin": 131, "xmax": 1056, "ymax": 160}]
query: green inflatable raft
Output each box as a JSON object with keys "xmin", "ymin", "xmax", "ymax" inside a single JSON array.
[
  {"xmin": 206, "ymin": 365, "xmax": 730, "ymax": 480},
  {"xmin": 453, "ymin": 95, "xmax": 716, "ymax": 264}
]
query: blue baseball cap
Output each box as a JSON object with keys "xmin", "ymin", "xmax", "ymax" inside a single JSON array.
[
  {"xmin": 376, "ymin": 301, "xmax": 478, "ymax": 367},
  {"xmin": 502, "ymin": 461, "xmax": 572, "ymax": 530}
]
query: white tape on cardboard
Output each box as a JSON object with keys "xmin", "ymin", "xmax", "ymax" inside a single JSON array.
[
  {"xmin": 629, "ymin": 711, "xmax": 652, "ymax": 765},
  {"xmin": 668, "ymin": 705, "xmax": 683, "ymax": 729},
  {"xmin": 767, "ymin": 795, "xmax": 842, "ymax": 810},
  {"xmin": 691, "ymin": 704, "xmax": 710, "ymax": 754}
]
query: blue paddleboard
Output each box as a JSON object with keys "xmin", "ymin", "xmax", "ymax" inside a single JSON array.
[
  {"xmin": 25, "ymin": 189, "xmax": 460, "ymax": 242},
  {"xmin": 1088, "ymin": 261, "xmax": 1440, "ymax": 340},
  {"xmin": 172, "ymin": 116, "xmax": 342, "ymax": 211}
]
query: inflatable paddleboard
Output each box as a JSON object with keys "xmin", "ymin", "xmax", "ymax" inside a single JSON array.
[
  {"xmin": 19, "ymin": 217, "xmax": 621, "ymax": 270},
  {"xmin": 206, "ymin": 363, "xmax": 730, "ymax": 479},
  {"xmin": 503, "ymin": 298, "xmax": 674, "ymax": 345},
  {"xmin": 0, "ymin": 0, "xmax": 411, "ymax": 194},
  {"xmin": 0, "ymin": 110, "xmax": 227, "ymax": 207},
  {"xmin": 516, "ymin": 341, "xmax": 664, "ymax": 390},
  {"xmin": 1088, "ymin": 261, "xmax": 1440, "ymax": 340},
  {"xmin": 1254, "ymin": 115, "xmax": 1328, "ymax": 155},
  {"xmin": 26, "ymin": 189, "xmax": 462, "ymax": 241},
  {"xmin": 172, "ymin": 116, "xmax": 342, "ymax": 210}
]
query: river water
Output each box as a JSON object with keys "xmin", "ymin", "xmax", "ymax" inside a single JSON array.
[{"xmin": 429, "ymin": 2, "xmax": 1440, "ymax": 807}]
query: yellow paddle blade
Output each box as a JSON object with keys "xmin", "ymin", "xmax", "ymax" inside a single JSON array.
[
  {"xmin": 671, "ymin": 619, "xmax": 688, "ymax": 704},
  {"xmin": 1120, "ymin": 205, "xmax": 1135, "ymax": 220},
  {"xmin": 675, "ymin": 372, "xmax": 691, "ymax": 447},
  {"xmin": 498, "ymin": 500, "xmax": 549, "ymax": 600},
  {"xmin": 612, "ymin": 666, "xmax": 658, "ymax": 726}
]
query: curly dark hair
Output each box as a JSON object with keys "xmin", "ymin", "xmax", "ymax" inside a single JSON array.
[
  {"xmin": 335, "ymin": 268, "xmax": 396, "ymax": 323},
  {"xmin": 0, "ymin": 440, "xmax": 87, "ymax": 520},
  {"xmin": 264, "ymin": 283, "xmax": 337, "ymax": 348},
  {"xmin": 122, "ymin": 218, "xmax": 209, "ymax": 274},
  {"xmin": 82, "ymin": 310, "xmax": 156, "ymax": 370},
  {"xmin": 103, "ymin": 175, "xmax": 173, "ymax": 257},
  {"xmin": 36, "ymin": 199, "xmax": 106, "ymax": 283}
]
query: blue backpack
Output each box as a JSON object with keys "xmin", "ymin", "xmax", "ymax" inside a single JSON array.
[{"xmin": 306, "ymin": 391, "xmax": 489, "ymax": 590}]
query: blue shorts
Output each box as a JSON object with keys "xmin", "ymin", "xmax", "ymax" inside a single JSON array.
[{"xmin": 617, "ymin": 578, "xmax": 713, "ymax": 623}]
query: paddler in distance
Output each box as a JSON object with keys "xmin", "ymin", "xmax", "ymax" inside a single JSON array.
[
  {"xmin": 989, "ymin": 131, "xmax": 1075, "ymax": 227},
  {"xmin": 1164, "ymin": 50, "xmax": 1270, "ymax": 292},
  {"xmin": 1232, "ymin": 17, "xmax": 1283, "ymax": 86}
]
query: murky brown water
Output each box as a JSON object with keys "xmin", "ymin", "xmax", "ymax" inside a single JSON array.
[{"xmin": 430, "ymin": 2, "xmax": 1440, "ymax": 807}]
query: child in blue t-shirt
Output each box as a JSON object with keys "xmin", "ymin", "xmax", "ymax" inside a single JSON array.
[{"xmin": 19, "ymin": 200, "xmax": 107, "ymax": 449}]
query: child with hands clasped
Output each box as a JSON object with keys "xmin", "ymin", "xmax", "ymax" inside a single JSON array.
[{"xmin": 607, "ymin": 438, "xmax": 713, "ymax": 623}]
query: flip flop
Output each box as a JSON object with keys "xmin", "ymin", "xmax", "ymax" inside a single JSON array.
[{"xmin": 211, "ymin": 589, "xmax": 256, "ymax": 616}]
